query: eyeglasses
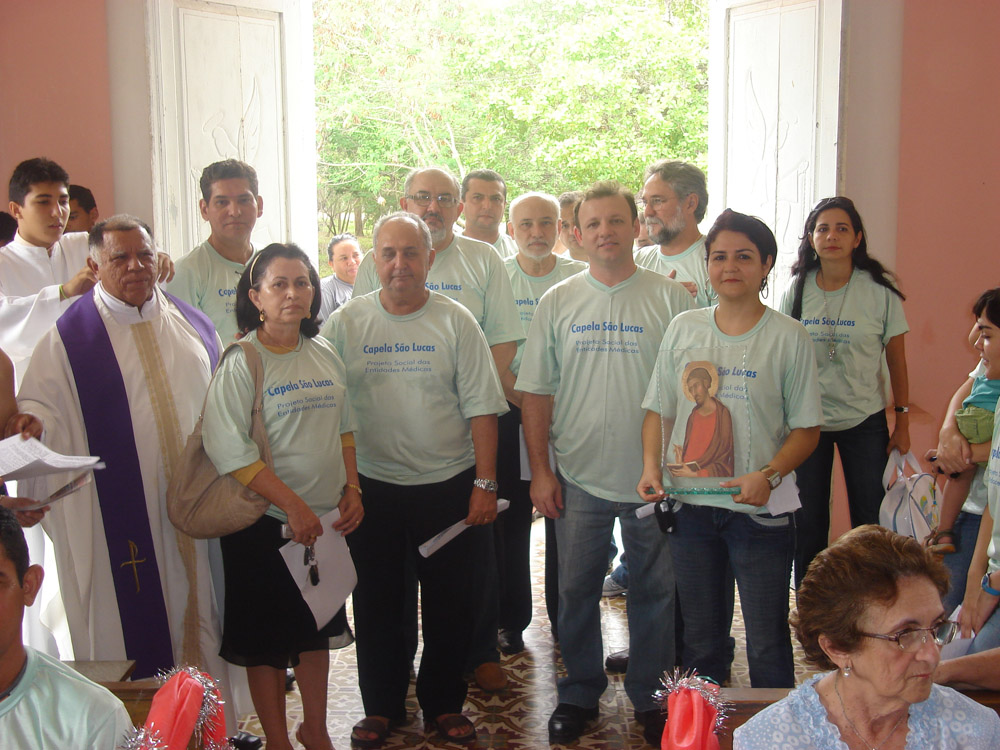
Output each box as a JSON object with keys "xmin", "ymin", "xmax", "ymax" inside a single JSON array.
[
  {"xmin": 304, "ymin": 544, "xmax": 319, "ymax": 586},
  {"xmin": 635, "ymin": 196, "xmax": 675, "ymax": 210},
  {"xmin": 405, "ymin": 193, "xmax": 458, "ymax": 207},
  {"xmin": 860, "ymin": 620, "xmax": 958, "ymax": 651}
]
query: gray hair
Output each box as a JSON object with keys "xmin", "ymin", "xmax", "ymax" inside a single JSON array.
[
  {"xmin": 643, "ymin": 160, "xmax": 709, "ymax": 223},
  {"xmin": 88, "ymin": 214, "xmax": 153, "ymax": 262},
  {"xmin": 402, "ymin": 166, "xmax": 461, "ymax": 199},
  {"xmin": 372, "ymin": 211, "xmax": 433, "ymax": 254},
  {"xmin": 509, "ymin": 191, "xmax": 560, "ymax": 222}
]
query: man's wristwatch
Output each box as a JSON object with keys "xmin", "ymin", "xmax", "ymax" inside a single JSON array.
[
  {"xmin": 473, "ymin": 478, "xmax": 499, "ymax": 493},
  {"xmin": 759, "ymin": 464, "xmax": 782, "ymax": 490},
  {"xmin": 982, "ymin": 572, "xmax": 1000, "ymax": 597}
]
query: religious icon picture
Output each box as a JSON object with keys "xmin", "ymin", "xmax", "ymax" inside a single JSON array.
[{"xmin": 665, "ymin": 360, "xmax": 735, "ymax": 479}]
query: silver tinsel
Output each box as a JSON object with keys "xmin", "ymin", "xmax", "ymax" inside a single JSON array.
[
  {"xmin": 652, "ymin": 667, "xmax": 731, "ymax": 735},
  {"xmin": 154, "ymin": 665, "xmax": 230, "ymax": 748},
  {"xmin": 117, "ymin": 727, "xmax": 167, "ymax": 750},
  {"xmin": 117, "ymin": 665, "xmax": 233, "ymax": 749}
]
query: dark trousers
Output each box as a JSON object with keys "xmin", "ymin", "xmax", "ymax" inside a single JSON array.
[
  {"xmin": 467, "ymin": 404, "xmax": 531, "ymax": 666},
  {"xmin": 349, "ymin": 468, "xmax": 487, "ymax": 721},
  {"xmin": 793, "ymin": 410, "xmax": 889, "ymax": 586}
]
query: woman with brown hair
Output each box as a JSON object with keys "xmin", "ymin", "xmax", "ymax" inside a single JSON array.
[{"xmin": 735, "ymin": 525, "xmax": 1000, "ymax": 748}]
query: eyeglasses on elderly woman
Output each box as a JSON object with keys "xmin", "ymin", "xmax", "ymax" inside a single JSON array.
[{"xmin": 859, "ymin": 619, "xmax": 958, "ymax": 652}]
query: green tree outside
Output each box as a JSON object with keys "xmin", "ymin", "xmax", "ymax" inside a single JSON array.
[{"xmin": 314, "ymin": 0, "xmax": 708, "ymax": 261}]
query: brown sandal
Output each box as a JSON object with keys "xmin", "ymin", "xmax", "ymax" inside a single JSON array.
[
  {"xmin": 925, "ymin": 529, "xmax": 956, "ymax": 555},
  {"xmin": 426, "ymin": 713, "xmax": 477, "ymax": 745}
]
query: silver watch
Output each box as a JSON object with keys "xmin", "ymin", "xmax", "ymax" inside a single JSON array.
[
  {"xmin": 760, "ymin": 464, "xmax": 782, "ymax": 490},
  {"xmin": 473, "ymin": 478, "xmax": 499, "ymax": 493}
]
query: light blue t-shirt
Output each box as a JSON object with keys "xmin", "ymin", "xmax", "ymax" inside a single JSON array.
[
  {"xmin": 779, "ymin": 268, "xmax": 908, "ymax": 431},
  {"xmin": 642, "ymin": 306, "xmax": 821, "ymax": 513},
  {"xmin": 515, "ymin": 267, "xmax": 694, "ymax": 503},
  {"xmin": 0, "ymin": 648, "xmax": 133, "ymax": 750},
  {"xmin": 734, "ymin": 674, "xmax": 1000, "ymax": 749},
  {"xmin": 321, "ymin": 292, "xmax": 508, "ymax": 484},
  {"xmin": 633, "ymin": 236, "xmax": 712, "ymax": 308},
  {"xmin": 353, "ymin": 233, "xmax": 524, "ymax": 348},
  {"xmin": 503, "ymin": 254, "xmax": 586, "ymax": 375},
  {"xmin": 165, "ymin": 239, "xmax": 250, "ymax": 344},
  {"xmin": 203, "ymin": 331, "xmax": 355, "ymax": 521}
]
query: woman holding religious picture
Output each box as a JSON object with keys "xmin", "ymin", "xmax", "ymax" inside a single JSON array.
[
  {"xmin": 735, "ymin": 525, "xmax": 1000, "ymax": 749},
  {"xmin": 637, "ymin": 209, "xmax": 821, "ymax": 688},
  {"xmin": 202, "ymin": 243, "xmax": 363, "ymax": 750},
  {"xmin": 779, "ymin": 197, "xmax": 910, "ymax": 586}
]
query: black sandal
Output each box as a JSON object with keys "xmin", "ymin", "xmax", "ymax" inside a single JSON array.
[
  {"xmin": 350, "ymin": 716, "xmax": 393, "ymax": 749},
  {"xmin": 426, "ymin": 713, "xmax": 477, "ymax": 746}
]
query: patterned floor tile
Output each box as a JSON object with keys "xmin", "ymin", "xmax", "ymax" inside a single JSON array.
[{"xmin": 238, "ymin": 518, "xmax": 816, "ymax": 748}]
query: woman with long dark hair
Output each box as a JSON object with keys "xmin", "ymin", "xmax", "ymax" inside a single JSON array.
[{"xmin": 780, "ymin": 197, "xmax": 910, "ymax": 586}]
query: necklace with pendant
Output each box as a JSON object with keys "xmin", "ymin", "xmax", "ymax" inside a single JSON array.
[
  {"xmin": 834, "ymin": 675, "xmax": 906, "ymax": 750},
  {"xmin": 819, "ymin": 269, "xmax": 851, "ymax": 361}
]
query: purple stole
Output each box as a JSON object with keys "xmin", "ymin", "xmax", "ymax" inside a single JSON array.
[{"xmin": 56, "ymin": 289, "xmax": 218, "ymax": 678}]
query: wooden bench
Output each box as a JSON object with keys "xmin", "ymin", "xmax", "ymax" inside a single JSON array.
[{"xmin": 717, "ymin": 687, "xmax": 1000, "ymax": 749}]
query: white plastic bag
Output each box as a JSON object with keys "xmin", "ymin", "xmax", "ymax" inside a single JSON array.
[{"xmin": 879, "ymin": 449, "xmax": 937, "ymax": 540}]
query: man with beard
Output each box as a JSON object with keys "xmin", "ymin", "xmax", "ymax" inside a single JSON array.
[
  {"xmin": 460, "ymin": 169, "xmax": 517, "ymax": 258},
  {"xmin": 633, "ymin": 160, "xmax": 711, "ymax": 308}
]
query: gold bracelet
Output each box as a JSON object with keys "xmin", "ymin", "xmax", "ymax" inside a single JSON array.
[{"xmin": 346, "ymin": 483, "xmax": 362, "ymax": 495}]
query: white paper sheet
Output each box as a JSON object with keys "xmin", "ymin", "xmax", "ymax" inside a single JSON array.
[
  {"xmin": 16, "ymin": 472, "xmax": 94, "ymax": 511},
  {"xmin": 279, "ymin": 508, "xmax": 357, "ymax": 631},
  {"xmin": 0, "ymin": 435, "xmax": 104, "ymax": 481},
  {"xmin": 419, "ymin": 498, "xmax": 511, "ymax": 557}
]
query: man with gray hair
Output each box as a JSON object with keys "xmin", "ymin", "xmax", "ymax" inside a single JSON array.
[
  {"xmin": 321, "ymin": 211, "xmax": 507, "ymax": 746},
  {"xmin": 633, "ymin": 159, "xmax": 712, "ymax": 307},
  {"xmin": 13, "ymin": 215, "xmax": 244, "ymax": 732},
  {"xmin": 499, "ymin": 192, "xmax": 586, "ymax": 651}
]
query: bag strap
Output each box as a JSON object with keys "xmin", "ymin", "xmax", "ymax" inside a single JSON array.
[
  {"xmin": 883, "ymin": 449, "xmax": 925, "ymax": 491},
  {"xmin": 236, "ymin": 340, "xmax": 274, "ymax": 468}
]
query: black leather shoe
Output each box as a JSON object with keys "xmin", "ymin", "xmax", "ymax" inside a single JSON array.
[
  {"xmin": 230, "ymin": 731, "xmax": 264, "ymax": 750},
  {"xmin": 605, "ymin": 648, "xmax": 629, "ymax": 673},
  {"xmin": 548, "ymin": 703, "xmax": 599, "ymax": 744},
  {"xmin": 498, "ymin": 628, "xmax": 525, "ymax": 655},
  {"xmin": 634, "ymin": 708, "xmax": 666, "ymax": 747}
]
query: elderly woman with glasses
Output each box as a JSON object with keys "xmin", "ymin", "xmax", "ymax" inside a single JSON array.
[{"xmin": 735, "ymin": 525, "xmax": 1000, "ymax": 749}]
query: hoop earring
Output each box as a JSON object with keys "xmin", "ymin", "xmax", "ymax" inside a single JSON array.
[
  {"xmin": 704, "ymin": 278, "xmax": 718, "ymax": 303},
  {"xmin": 812, "ymin": 250, "xmax": 818, "ymax": 262},
  {"xmin": 259, "ymin": 309, "xmax": 265, "ymax": 323},
  {"xmin": 759, "ymin": 276, "xmax": 770, "ymax": 298}
]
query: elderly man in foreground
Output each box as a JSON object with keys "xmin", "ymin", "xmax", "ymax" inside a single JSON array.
[
  {"xmin": 14, "ymin": 215, "xmax": 244, "ymax": 731},
  {"xmin": 322, "ymin": 211, "xmax": 507, "ymax": 748}
]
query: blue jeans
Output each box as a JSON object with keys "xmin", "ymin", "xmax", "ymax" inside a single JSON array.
[
  {"xmin": 671, "ymin": 504, "xmax": 795, "ymax": 688},
  {"xmin": 555, "ymin": 480, "xmax": 675, "ymax": 711},
  {"xmin": 943, "ymin": 510, "xmax": 983, "ymax": 614},
  {"xmin": 970, "ymin": 602, "xmax": 1000, "ymax": 654},
  {"xmin": 794, "ymin": 411, "xmax": 889, "ymax": 587}
]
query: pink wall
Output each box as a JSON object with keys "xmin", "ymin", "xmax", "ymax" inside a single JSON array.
[
  {"xmin": 0, "ymin": 1, "xmax": 114, "ymax": 216},
  {"xmin": 896, "ymin": 1, "xmax": 1000, "ymax": 456}
]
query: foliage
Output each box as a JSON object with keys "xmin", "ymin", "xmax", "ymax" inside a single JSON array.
[{"xmin": 314, "ymin": 0, "xmax": 708, "ymax": 241}]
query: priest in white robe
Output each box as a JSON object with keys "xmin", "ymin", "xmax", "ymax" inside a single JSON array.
[{"xmin": 14, "ymin": 215, "xmax": 245, "ymax": 731}]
